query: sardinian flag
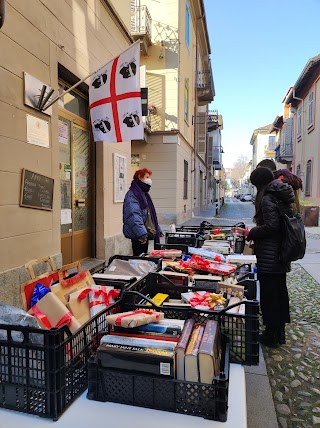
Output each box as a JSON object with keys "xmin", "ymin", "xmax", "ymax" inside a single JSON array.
[{"xmin": 89, "ymin": 41, "xmax": 143, "ymax": 142}]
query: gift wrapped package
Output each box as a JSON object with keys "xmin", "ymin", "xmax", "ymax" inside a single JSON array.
[
  {"xmin": 106, "ymin": 309, "xmax": 164, "ymax": 328},
  {"xmin": 28, "ymin": 292, "xmax": 81, "ymax": 334},
  {"xmin": 51, "ymin": 270, "xmax": 95, "ymax": 305},
  {"xmin": 78, "ymin": 285, "xmax": 120, "ymax": 318},
  {"xmin": 67, "ymin": 289, "xmax": 91, "ymax": 326}
]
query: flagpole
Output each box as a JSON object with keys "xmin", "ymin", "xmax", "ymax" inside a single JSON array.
[{"xmin": 42, "ymin": 40, "xmax": 141, "ymax": 112}]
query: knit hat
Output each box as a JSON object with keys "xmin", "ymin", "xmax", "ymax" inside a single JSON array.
[{"xmin": 250, "ymin": 167, "xmax": 274, "ymax": 187}]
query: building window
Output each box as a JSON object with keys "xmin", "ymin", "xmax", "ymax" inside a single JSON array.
[
  {"xmin": 308, "ymin": 91, "xmax": 314, "ymax": 127},
  {"xmin": 185, "ymin": 1, "xmax": 190, "ymax": 51},
  {"xmin": 297, "ymin": 106, "xmax": 302, "ymax": 138},
  {"xmin": 184, "ymin": 79, "xmax": 189, "ymax": 123},
  {"xmin": 305, "ymin": 160, "xmax": 312, "ymax": 196},
  {"xmin": 268, "ymin": 135, "xmax": 276, "ymax": 150},
  {"xmin": 296, "ymin": 164, "xmax": 301, "ymax": 177},
  {"xmin": 183, "ymin": 160, "xmax": 188, "ymax": 199}
]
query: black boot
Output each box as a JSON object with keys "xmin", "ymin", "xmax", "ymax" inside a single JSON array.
[
  {"xmin": 259, "ymin": 326, "xmax": 279, "ymax": 348},
  {"xmin": 277, "ymin": 325, "xmax": 286, "ymax": 345}
]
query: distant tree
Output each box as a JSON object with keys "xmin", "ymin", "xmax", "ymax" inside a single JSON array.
[{"xmin": 231, "ymin": 155, "xmax": 249, "ymax": 187}]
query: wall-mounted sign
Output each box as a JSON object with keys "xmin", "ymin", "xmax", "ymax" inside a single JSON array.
[
  {"xmin": 113, "ymin": 153, "xmax": 127, "ymax": 203},
  {"xmin": 26, "ymin": 114, "xmax": 50, "ymax": 148},
  {"xmin": 20, "ymin": 169, "xmax": 54, "ymax": 211}
]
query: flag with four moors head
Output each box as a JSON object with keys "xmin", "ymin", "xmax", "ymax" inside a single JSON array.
[{"xmin": 89, "ymin": 42, "xmax": 143, "ymax": 143}]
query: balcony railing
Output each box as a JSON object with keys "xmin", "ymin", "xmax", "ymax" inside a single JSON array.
[
  {"xmin": 131, "ymin": 5, "xmax": 152, "ymax": 53},
  {"xmin": 207, "ymin": 110, "xmax": 219, "ymax": 131},
  {"xmin": 196, "ymin": 65, "xmax": 214, "ymax": 104}
]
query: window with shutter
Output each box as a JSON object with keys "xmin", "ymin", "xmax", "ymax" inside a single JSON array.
[
  {"xmin": 297, "ymin": 106, "xmax": 302, "ymax": 137},
  {"xmin": 197, "ymin": 112, "xmax": 207, "ymax": 154},
  {"xmin": 283, "ymin": 117, "xmax": 293, "ymax": 156},
  {"xmin": 183, "ymin": 160, "xmax": 188, "ymax": 199},
  {"xmin": 305, "ymin": 160, "xmax": 312, "ymax": 196},
  {"xmin": 308, "ymin": 92, "xmax": 314, "ymax": 127}
]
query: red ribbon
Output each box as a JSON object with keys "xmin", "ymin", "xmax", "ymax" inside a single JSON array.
[
  {"xmin": 78, "ymin": 287, "xmax": 120, "ymax": 308},
  {"xmin": 32, "ymin": 305, "xmax": 73, "ymax": 329},
  {"xmin": 60, "ymin": 271, "xmax": 87, "ymax": 288},
  {"xmin": 114, "ymin": 309, "xmax": 161, "ymax": 327}
]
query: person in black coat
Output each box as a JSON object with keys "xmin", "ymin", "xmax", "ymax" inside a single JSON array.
[{"xmin": 246, "ymin": 167, "xmax": 295, "ymax": 348}]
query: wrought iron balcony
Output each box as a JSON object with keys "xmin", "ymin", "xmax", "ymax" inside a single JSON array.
[
  {"xmin": 131, "ymin": 5, "xmax": 152, "ymax": 55},
  {"xmin": 196, "ymin": 65, "xmax": 215, "ymax": 104}
]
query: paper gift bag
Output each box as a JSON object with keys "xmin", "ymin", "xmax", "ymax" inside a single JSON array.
[
  {"xmin": 28, "ymin": 292, "xmax": 81, "ymax": 334},
  {"xmin": 52, "ymin": 270, "xmax": 95, "ymax": 306},
  {"xmin": 78, "ymin": 285, "xmax": 121, "ymax": 318},
  {"xmin": 67, "ymin": 289, "xmax": 91, "ymax": 326},
  {"xmin": 106, "ymin": 310, "xmax": 164, "ymax": 328},
  {"xmin": 243, "ymin": 242, "xmax": 254, "ymax": 255}
]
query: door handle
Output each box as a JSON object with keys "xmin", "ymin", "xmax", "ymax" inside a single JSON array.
[{"xmin": 74, "ymin": 198, "xmax": 85, "ymax": 207}]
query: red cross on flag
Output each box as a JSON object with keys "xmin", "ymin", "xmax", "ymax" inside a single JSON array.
[{"xmin": 89, "ymin": 42, "xmax": 143, "ymax": 143}]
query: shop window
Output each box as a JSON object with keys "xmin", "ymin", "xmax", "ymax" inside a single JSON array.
[{"xmin": 58, "ymin": 82, "xmax": 89, "ymax": 120}]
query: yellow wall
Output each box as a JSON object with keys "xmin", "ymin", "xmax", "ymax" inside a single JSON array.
[{"xmin": 0, "ymin": 0, "xmax": 131, "ymax": 274}]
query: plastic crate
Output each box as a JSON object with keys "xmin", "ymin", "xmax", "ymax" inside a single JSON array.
[
  {"xmin": 165, "ymin": 232, "xmax": 198, "ymax": 248},
  {"xmin": 154, "ymin": 242, "xmax": 189, "ymax": 253},
  {"xmin": 87, "ymin": 334, "xmax": 230, "ymax": 422},
  {"xmin": 0, "ymin": 280, "xmax": 130, "ymax": 420},
  {"xmin": 122, "ymin": 273, "xmax": 259, "ymax": 366}
]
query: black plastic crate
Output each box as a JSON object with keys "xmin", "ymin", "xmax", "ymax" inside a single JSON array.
[
  {"xmin": 0, "ymin": 280, "xmax": 129, "ymax": 420},
  {"xmin": 165, "ymin": 232, "xmax": 198, "ymax": 248},
  {"xmin": 87, "ymin": 334, "xmax": 230, "ymax": 422},
  {"xmin": 122, "ymin": 273, "xmax": 259, "ymax": 365},
  {"xmin": 154, "ymin": 242, "xmax": 189, "ymax": 253}
]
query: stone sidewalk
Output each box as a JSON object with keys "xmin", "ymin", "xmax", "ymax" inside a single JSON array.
[{"xmin": 175, "ymin": 201, "xmax": 320, "ymax": 428}]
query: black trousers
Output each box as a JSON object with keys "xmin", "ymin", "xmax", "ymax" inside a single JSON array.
[
  {"xmin": 131, "ymin": 240, "xmax": 149, "ymax": 256},
  {"xmin": 257, "ymin": 272, "xmax": 290, "ymax": 327}
]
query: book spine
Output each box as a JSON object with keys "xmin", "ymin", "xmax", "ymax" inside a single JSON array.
[
  {"xmin": 113, "ymin": 323, "xmax": 182, "ymax": 335},
  {"xmin": 199, "ymin": 320, "xmax": 219, "ymax": 356},
  {"xmin": 185, "ymin": 324, "xmax": 205, "ymax": 356},
  {"xmin": 98, "ymin": 343, "xmax": 175, "ymax": 378},
  {"xmin": 101, "ymin": 334, "xmax": 176, "ymax": 351},
  {"xmin": 110, "ymin": 332, "xmax": 179, "ymax": 342},
  {"xmin": 176, "ymin": 318, "xmax": 195, "ymax": 350}
]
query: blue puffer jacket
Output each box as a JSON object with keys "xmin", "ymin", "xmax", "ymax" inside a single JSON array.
[{"xmin": 123, "ymin": 189, "xmax": 148, "ymax": 241}]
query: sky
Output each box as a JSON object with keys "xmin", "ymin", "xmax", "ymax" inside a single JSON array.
[{"xmin": 204, "ymin": 0, "xmax": 320, "ymax": 168}]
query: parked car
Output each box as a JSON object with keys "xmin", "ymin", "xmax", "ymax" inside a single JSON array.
[{"xmin": 240, "ymin": 193, "xmax": 252, "ymax": 202}]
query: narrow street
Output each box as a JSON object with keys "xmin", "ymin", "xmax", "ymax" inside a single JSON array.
[{"xmin": 180, "ymin": 199, "xmax": 320, "ymax": 428}]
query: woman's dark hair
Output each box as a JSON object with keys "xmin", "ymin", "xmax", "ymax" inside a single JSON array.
[
  {"xmin": 250, "ymin": 167, "xmax": 274, "ymax": 224},
  {"xmin": 256, "ymin": 158, "xmax": 276, "ymax": 172}
]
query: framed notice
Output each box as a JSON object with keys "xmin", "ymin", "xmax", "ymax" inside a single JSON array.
[
  {"xmin": 26, "ymin": 114, "xmax": 50, "ymax": 148},
  {"xmin": 20, "ymin": 169, "xmax": 54, "ymax": 211},
  {"xmin": 113, "ymin": 153, "xmax": 127, "ymax": 203}
]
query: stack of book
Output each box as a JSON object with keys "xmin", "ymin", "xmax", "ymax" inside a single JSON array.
[{"xmin": 97, "ymin": 316, "xmax": 221, "ymax": 385}]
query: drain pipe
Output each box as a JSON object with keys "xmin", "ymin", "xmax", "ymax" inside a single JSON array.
[
  {"xmin": 291, "ymin": 88, "xmax": 304, "ymax": 184},
  {"xmin": 0, "ymin": 0, "xmax": 5, "ymax": 29}
]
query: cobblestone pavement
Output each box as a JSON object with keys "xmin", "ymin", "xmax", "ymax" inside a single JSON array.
[{"xmin": 263, "ymin": 263, "xmax": 320, "ymax": 428}]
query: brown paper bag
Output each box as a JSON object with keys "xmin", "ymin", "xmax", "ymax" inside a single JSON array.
[
  {"xmin": 243, "ymin": 243, "xmax": 254, "ymax": 255},
  {"xmin": 28, "ymin": 292, "xmax": 81, "ymax": 334},
  {"xmin": 66, "ymin": 289, "xmax": 91, "ymax": 326},
  {"xmin": 106, "ymin": 310, "xmax": 164, "ymax": 328},
  {"xmin": 52, "ymin": 270, "xmax": 95, "ymax": 306}
]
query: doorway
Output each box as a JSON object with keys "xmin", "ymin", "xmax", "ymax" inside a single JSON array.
[{"xmin": 59, "ymin": 106, "xmax": 93, "ymax": 264}]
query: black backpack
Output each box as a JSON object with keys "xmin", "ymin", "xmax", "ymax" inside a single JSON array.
[{"xmin": 278, "ymin": 204, "xmax": 306, "ymax": 262}]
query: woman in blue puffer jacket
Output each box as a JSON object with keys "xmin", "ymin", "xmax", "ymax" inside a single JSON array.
[{"xmin": 123, "ymin": 168, "xmax": 163, "ymax": 256}]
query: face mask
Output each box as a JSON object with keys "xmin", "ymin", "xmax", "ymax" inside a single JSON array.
[{"xmin": 143, "ymin": 177, "xmax": 152, "ymax": 186}]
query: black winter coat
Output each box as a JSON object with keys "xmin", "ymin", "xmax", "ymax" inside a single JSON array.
[{"xmin": 247, "ymin": 180, "xmax": 295, "ymax": 273}]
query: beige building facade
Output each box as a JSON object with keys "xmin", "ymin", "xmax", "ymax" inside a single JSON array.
[
  {"xmin": 0, "ymin": 0, "xmax": 134, "ymax": 305},
  {"xmin": 127, "ymin": 0, "xmax": 216, "ymax": 225},
  {"xmin": 285, "ymin": 55, "xmax": 320, "ymax": 205}
]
